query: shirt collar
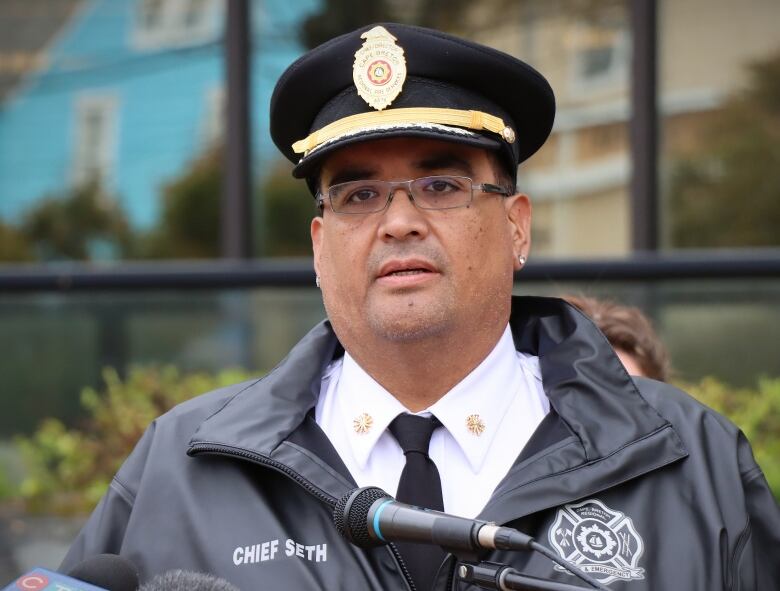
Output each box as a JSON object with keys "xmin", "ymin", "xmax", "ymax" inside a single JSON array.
[
  {"xmin": 334, "ymin": 353, "xmax": 408, "ymax": 471},
  {"xmin": 335, "ymin": 325, "xmax": 524, "ymax": 473},
  {"xmin": 428, "ymin": 325, "xmax": 523, "ymax": 472}
]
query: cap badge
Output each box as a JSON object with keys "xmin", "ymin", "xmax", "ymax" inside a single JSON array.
[{"xmin": 353, "ymin": 26, "xmax": 407, "ymax": 111}]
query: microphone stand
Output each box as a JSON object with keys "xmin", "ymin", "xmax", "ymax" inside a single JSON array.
[{"xmin": 457, "ymin": 561, "xmax": 598, "ymax": 591}]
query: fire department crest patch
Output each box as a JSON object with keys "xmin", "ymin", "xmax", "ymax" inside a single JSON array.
[{"xmin": 549, "ymin": 499, "xmax": 645, "ymax": 585}]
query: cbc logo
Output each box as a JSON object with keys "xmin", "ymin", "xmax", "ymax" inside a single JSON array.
[{"xmin": 16, "ymin": 573, "xmax": 50, "ymax": 591}]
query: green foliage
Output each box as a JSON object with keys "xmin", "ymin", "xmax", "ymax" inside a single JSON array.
[
  {"xmin": 668, "ymin": 51, "xmax": 780, "ymax": 248},
  {"xmin": 298, "ymin": 0, "xmax": 616, "ymax": 51},
  {"xmin": 22, "ymin": 181, "xmax": 132, "ymax": 261},
  {"xmin": 260, "ymin": 161, "xmax": 317, "ymax": 256},
  {"xmin": 299, "ymin": 0, "xmax": 486, "ymax": 49},
  {"xmin": 682, "ymin": 376, "xmax": 780, "ymax": 500},
  {"xmin": 2, "ymin": 146, "xmax": 312, "ymax": 262},
  {"xmin": 141, "ymin": 149, "xmax": 223, "ymax": 259},
  {"xmin": 0, "ymin": 458, "xmax": 15, "ymax": 501},
  {"xmin": 139, "ymin": 147, "xmax": 315, "ymax": 258},
  {"xmin": 13, "ymin": 368, "xmax": 779, "ymax": 514},
  {"xmin": 15, "ymin": 365, "xmax": 254, "ymax": 515},
  {"xmin": 300, "ymin": 0, "xmax": 396, "ymax": 49},
  {"xmin": 0, "ymin": 220, "xmax": 33, "ymax": 262}
]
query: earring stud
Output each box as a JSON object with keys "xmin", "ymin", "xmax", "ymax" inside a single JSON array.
[
  {"xmin": 315, "ymin": 275, "xmax": 321, "ymax": 288},
  {"xmin": 518, "ymin": 255, "xmax": 527, "ymax": 265}
]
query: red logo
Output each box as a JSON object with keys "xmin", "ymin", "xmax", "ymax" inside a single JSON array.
[
  {"xmin": 16, "ymin": 572, "xmax": 50, "ymax": 591},
  {"xmin": 367, "ymin": 60, "xmax": 392, "ymax": 86}
]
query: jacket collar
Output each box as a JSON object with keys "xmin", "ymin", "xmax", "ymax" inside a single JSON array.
[
  {"xmin": 509, "ymin": 296, "xmax": 674, "ymax": 460},
  {"xmin": 190, "ymin": 318, "xmax": 340, "ymax": 457},
  {"xmin": 479, "ymin": 296, "xmax": 688, "ymax": 523},
  {"xmin": 189, "ymin": 296, "xmax": 688, "ymax": 517}
]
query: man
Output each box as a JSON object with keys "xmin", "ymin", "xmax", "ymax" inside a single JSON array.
[{"xmin": 62, "ymin": 23, "xmax": 779, "ymax": 590}]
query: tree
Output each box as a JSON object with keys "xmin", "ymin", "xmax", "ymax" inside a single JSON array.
[
  {"xmin": 259, "ymin": 161, "xmax": 318, "ymax": 257},
  {"xmin": 668, "ymin": 51, "xmax": 780, "ymax": 248},
  {"xmin": 139, "ymin": 147, "xmax": 316, "ymax": 259},
  {"xmin": 300, "ymin": 0, "xmax": 396, "ymax": 49},
  {"xmin": 141, "ymin": 148, "xmax": 222, "ymax": 259},
  {"xmin": 299, "ymin": 0, "xmax": 484, "ymax": 50},
  {"xmin": 21, "ymin": 181, "xmax": 132, "ymax": 261},
  {"xmin": 0, "ymin": 220, "xmax": 33, "ymax": 262}
]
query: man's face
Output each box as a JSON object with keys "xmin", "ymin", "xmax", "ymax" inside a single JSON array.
[{"xmin": 311, "ymin": 137, "xmax": 531, "ymax": 349}]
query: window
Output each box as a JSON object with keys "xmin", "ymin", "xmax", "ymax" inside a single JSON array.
[
  {"xmin": 72, "ymin": 94, "xmax": 118, "ymax": 188},
  {"xmin": 659, "ymin": 0, "xmax": 780, "ymax": 250},
  {"xmin": 201, "ymin": 85, "xmax": 225, "ymax": 146},
  {"xmin": 569, "ymin": 22, "xmax": 629, "ymax": 94},
  {"xmin": 505, "ymin": 2, "xmax": 631, "ymax": 258},
  {"xmin": 133, "ymin": 0, "xmax": 220, "ymax": 49},
  {"xmin": 139, "ymin": 0, "xmax": 166, "ymax": 31},
  {"xmin": 183, "ymin": 0, "xmax": 210, "ymax": 28}
]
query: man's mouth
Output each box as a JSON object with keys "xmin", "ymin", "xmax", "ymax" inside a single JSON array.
[
  {"xmin": 377, "ymin": 259, "xmax": 439, "ymax": 279},
  {"xmin": 384, "ymin": 268, "xmax": 432, "ymax": 277}
]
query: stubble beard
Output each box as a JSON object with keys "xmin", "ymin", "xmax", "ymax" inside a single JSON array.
[
  {"xmin": 367, "ymin": 266, "xmax": 513, "ymax": 344},
  {"xmin": 365, "ymin": 288, "xmax": 458, "ymax": 342},
  {"xmin": 321, "ymin": 286, "xmax": 457, "ymax": 352}
]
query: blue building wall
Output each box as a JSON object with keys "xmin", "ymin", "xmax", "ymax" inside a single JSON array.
[{"xmin": 0, "ymin": 0, "xmax": 318, "ymax": 230}]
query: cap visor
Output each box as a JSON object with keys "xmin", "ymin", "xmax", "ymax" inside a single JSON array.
[{"xmin": 292, "ymin": 122, "xmax": 501, "ymax": 179}]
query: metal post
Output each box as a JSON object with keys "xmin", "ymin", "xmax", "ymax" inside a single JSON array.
[
  {"xmin": 629, "ymin": 0, "xmax": 658, "ymax": 252},
  {"xmin": 221, "ymin": 0, "xmax": 252, "ymax": 258}
]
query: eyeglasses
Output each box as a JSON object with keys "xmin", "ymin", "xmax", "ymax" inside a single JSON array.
[{"xmin": 316, "ymin": 175, "xmax": 513, "ymax": 215}]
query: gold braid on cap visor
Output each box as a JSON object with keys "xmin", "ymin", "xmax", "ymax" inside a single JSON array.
[{"xmin": 291, "ymin": 107, "xmax": 516, "ymax": 156}]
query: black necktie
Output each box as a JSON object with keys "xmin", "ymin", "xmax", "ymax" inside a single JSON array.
[{"xmin": 388, "ymin": 413, "xmax": 447, "ymax": 590}]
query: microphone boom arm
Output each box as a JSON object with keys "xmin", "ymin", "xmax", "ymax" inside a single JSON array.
[{"xmin": 458, "ymin": 561, "xmax": 600, "ymax": 591}]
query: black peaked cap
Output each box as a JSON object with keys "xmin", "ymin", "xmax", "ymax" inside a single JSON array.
[{"xmin": 270, "ymin": 22, "xmax": 556, "ymax": 192}]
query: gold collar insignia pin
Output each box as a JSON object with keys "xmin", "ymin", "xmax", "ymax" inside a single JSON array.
[
  {"xmin": 353, "ymin": 412, "xmax": 374, "ymax": 434},
  {"xmin": 466, "ymin": 414, "xmax": 486, "ymax": 436},
  {"xmin": 353, "ymin": 26, "xmax": 407, "ymax": 111}
]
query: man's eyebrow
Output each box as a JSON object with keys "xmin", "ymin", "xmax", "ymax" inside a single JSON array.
[
  {"xmin": 414, "ymin": 153, "xmax": 474, "ymax": 177},
  {"xmin": 324, "ymin": 167, "xmax": 378, "ymax": 187}
]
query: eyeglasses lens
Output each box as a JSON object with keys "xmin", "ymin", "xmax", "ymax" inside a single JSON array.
[{"xmin": 329, "ymin": 176, "xmax": 473, "ymax": 214}]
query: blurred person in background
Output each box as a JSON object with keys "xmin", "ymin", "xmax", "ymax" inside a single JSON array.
[{"xmin": 562, "ymin": 295, "xmax": 671, "ymax": 382}]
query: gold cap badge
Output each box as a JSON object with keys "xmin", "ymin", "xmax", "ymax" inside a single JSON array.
[{"xmin": 353, "ymin": 26, "xmax": 407, "ymax": 111}]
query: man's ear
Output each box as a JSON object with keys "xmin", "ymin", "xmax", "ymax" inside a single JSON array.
[
  {"xmin": 504, "ymin": 194, "xmax": 532, "ymax": 270},
  {"xmin": 311, "ymin": 216, "xmax": 324, "ymax": 276}
]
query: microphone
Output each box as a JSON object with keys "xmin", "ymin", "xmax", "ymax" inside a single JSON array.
[
  {"xmin": 3, "ymin": 554, "xmax": 137, "ymax": 591},
  {"xmin": 334, "ymin": 487, "xmax": 609, "ymax": 591},
  {"xmin": 334, "ymin": 486, "xmax": 533, "ymax": 553},
  {"xmin": 66, "ymin": 554, "xmax": 139, "ymax": 591},
  {"xmin": 138, "ymin": 570, "xmax": 240, "ymax": 591},
  {"xmin": 3, "ymin": 568, "xmax": 108, "ymax": 591}
]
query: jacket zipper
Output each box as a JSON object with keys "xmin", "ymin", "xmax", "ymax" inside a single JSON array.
[
  {"xmin": 445, "ymin": 560, "xmax": 456, "ymax": 591},
  {"xmin": 727, "ymin": 519, "xmax": 751, "ymax": 590},
  {"xmin": 190, "ymin": 442, "xmax": 418, "ymax": 591}
]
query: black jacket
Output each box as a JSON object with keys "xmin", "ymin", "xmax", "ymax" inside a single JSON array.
[{"xmin": 62, "ymin": 297, "xmax": 780, "ymax": 590}]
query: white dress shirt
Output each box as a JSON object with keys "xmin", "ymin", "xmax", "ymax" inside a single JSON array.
[{"xmin": 315, "ymin": 325, "xmax": 549, "ymax": 518}]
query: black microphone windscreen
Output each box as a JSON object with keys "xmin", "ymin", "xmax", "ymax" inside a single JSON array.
[
  {"xmin": 139, "ymin": 570, "xmax": 241, "ymax": 591},
  {"xmin": 66, "ymin": 554, "xmax": 139, "ymax": 591},
  {"xmin": 333, "ymin": 486, "xmax": 390, "ymax": 548}
]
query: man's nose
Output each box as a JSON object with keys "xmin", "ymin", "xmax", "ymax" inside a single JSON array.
[{"xmin": 377, "ymin": 186, "xmax": 429, "ymax": 240}]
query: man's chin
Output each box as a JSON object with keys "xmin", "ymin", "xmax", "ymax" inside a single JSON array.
[{"xmin": 366, "ymin": 298, "xmax": 454, "ymax": 342}]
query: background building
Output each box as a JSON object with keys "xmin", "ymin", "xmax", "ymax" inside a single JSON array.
[{"xmin": 0, "ymin": 0, "xmax": 316, "ymax": 232}]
